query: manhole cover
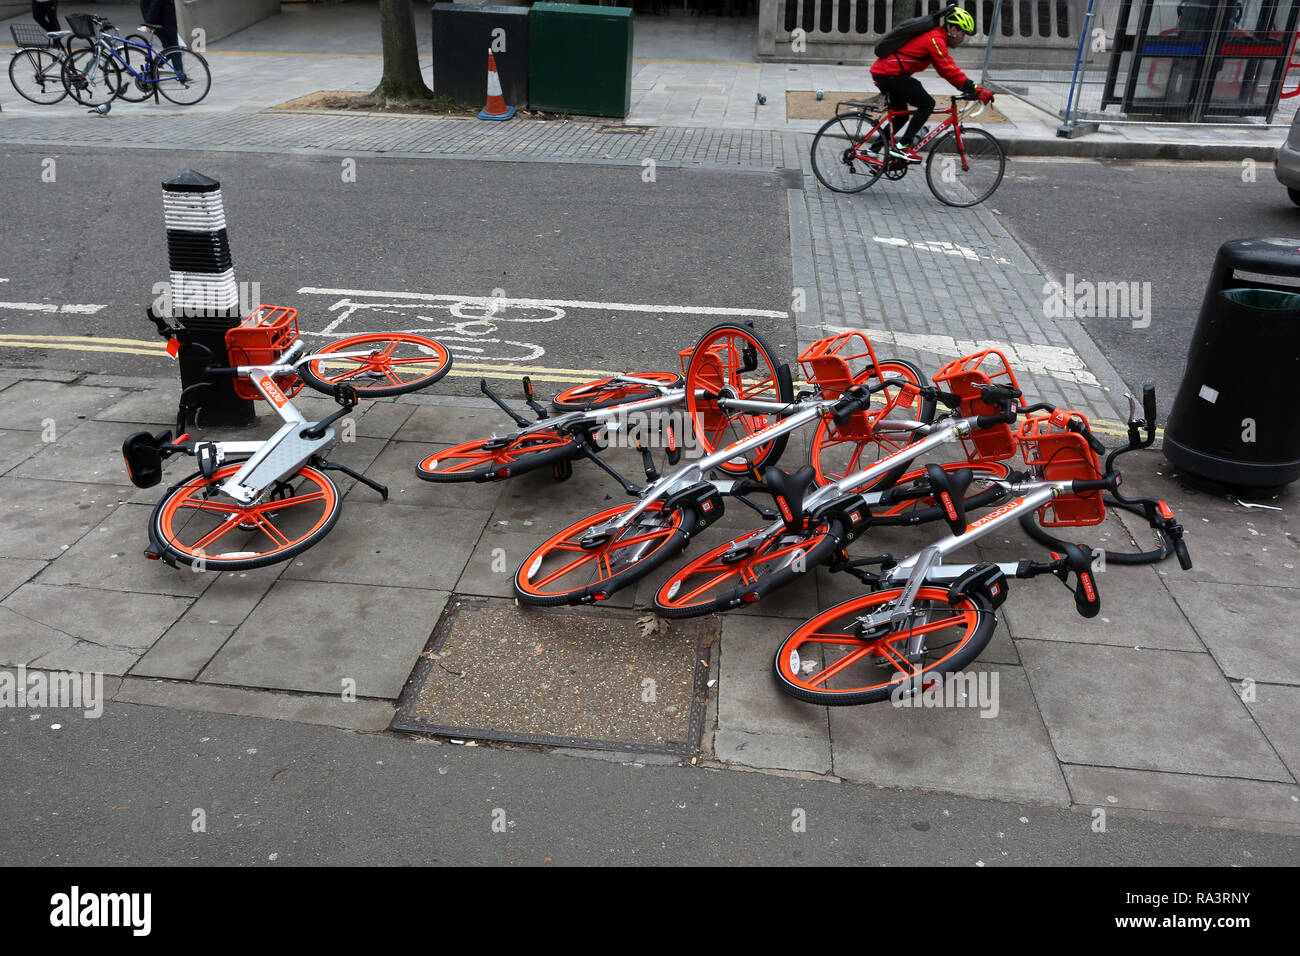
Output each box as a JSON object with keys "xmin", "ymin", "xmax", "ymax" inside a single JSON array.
[{"xmin": 392, "ymin": 598, "xmax": 717, "ymax": 756}]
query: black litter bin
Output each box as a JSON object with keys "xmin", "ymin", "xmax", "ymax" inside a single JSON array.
[{"xmin": 1164, "ymin": 237, "xmax": 1300, "ymax": 492}]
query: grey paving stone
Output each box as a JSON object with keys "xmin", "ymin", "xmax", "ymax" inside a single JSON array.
[
  {"xmin": 12, "ymin": 419, "xmax": 141, "ymax": 486},
  {"xmin": 0, "ymin": 380, "xmax": 124, "ymax": 433},
  {"xmin": 718, "ymin": 611, "xmax": 829, "ymax": 736},
  {"xmin": 1019, "ymin": 640, "xmax": 1292, "ymax": 781},
  {"xmin": 283, "ymin": 501, "xmax": 488, "ymax": 590},
  {"xmin": 353, "ymin": 399, "xmax": 415, "ymax": 440},
  {"xmin": 32, "ymin": 641, "xmax": 143, "ymax": 677},
  {"xmin": 0, "ymin": 428, "xmax": 44, "ymax": 477},
  {"xmin": 360, "ymin": 441, "xmax": 506, "ymax": 512},
  {"xmin": 0, "ymin": 478, "xmax": 126, "ymax": 560},
  {"xmin": 713, "ymin": 728, "xmax": 832, "ymax": 775},
  {"xmin": 35, "ymin": 503, "xmax": 215, "ymax": 598},
  {"xmin": 130, "ymin": 622, "xmax": 234, "ymax": 681},
  {"xmin": 199, "ymin": 580, "xmax": 448, "ymax": 699},
  {"xmin": 93, "ymin": 389, "xmax": 176, "ymax": 426},
  {"xmin": 1062, "ymin": 765, "xmax": 1300, "ymax": 826},
  {"xmin": 0, "ymin": 557, "xmax": 44, "ymax": 601},
  {"xmin": 396, "ymin": 404, "xmax": 529, "ymax": 446},
  {"xmin": 1167, "ymin": 581, "xmax": 1300, "ymax": 685},
  {"xmin": 3, "ymin": 582, "xmax": 190, "ymax": 652},
  {"xmin": 0, "ymin": 607, "xmax": 77, "ymax": 667},
  {"xmin": 1245, "ymin": 683, "xmax": 1300, "ymax": 785},
  {"xmin": 829, "ymin": 664, "xmax": 1070, "ymax": 805},
  {"xmin": 114, "ymin": 677, "xmax": 395, "ymax": 732},
  {"xmin": 455, "ymin": 527, "xmax": 548, "ymax": 599}
]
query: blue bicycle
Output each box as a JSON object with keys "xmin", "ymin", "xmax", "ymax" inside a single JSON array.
[{"xmin": 62, "ymin": 14, "xmax": 210, "ymax": 108}]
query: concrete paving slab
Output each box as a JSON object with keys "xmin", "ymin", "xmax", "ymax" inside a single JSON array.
[
  {"xmin": 0, "ymin": 478, "xmax": 126, "ymax": 560},
  {"xmin": 11, "ymin": 419, "xmax": 142, "ymax": 486},
  {"xmin": 359, "ymin": 440, "xmax": 506, "ymax": 512},
  {"xmin": 31, "ymin": 641, "xmax": 143, "ymax": 677},
  {"xmin": 35, "ymin": 502, "xmax": 216, "ymax": 598},
  {"xmin": 353, "ymin": 399, "xmax": 415, "ymax": 440},
  {"xmin": 713, "ymin": 728, "xmax": 833, "ymax": 775},
  {"xmin": 0, "ymin": 607, "xmax": 77, "ymax": 667},
  {"xmin": 1245, "ymin": 683, "xmax": 1300, "ymax": 785},
  {"xmin": 455, "ymin": 527, "xmax": 549, "ymax": 600},
  {"xmin": 199, "ymin": 579, "xmax": 448, "ymax": 699},
  {"xmin": 114, "ymin": 677, "xmax": 395, "ymax": 733},
  {"xmin": 3, "ymin": 582, "xmax": 190, "ymax": 653},
  {"xmin": 396, "ymin": 404, "xmax": 527, "ymax": 446},
  {"xmin": 0, "ymin": 428, "xmax": 44, "ymax": 477},
  {"xmin": 716, "ymin": 612, "xmax": 830, "ymax": 741},
  {"xmin": 828, "ymin": 664, "xmax": 1071, "ymax": 805},
  {"xmin": 1019, "ymin": 640, "xmax": 1292, "ymax": 782},
  {"xmin": 0, "ymin": 380, "xmax": 124, "ymax": 433},
  {"xmin": 283, "ymin": 501, "xmax": 488, "ymax": 590},
  {"xmin": 93, "ymin": 389, "xmax": 176, "ymax": 426},
  {"xmin": 0, "ymin": 557, "xmax": 45, "ymax": 601},
  {"xmin": 1062, "ymin": 765, "xmax": 1300, "ymax": 826},
  {"xmin": 1167, "ymin": 581, "xmax": 1300, "ymax": 686}
]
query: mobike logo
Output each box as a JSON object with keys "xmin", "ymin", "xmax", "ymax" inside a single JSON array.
[
  {"xmin": 776, "ymin": 496, "xmax": 793, "ymax": 522},
  {"xmin": 967, "ymin": 497, "xmax": 1025, "ymax": 530},
  {"xmin": 1049, "ymin": 408, "xmax": 1071, "ymax": 429},
  {"xmin": 1079, "ymin": 572, "xmax": 1097, "ymax": 602},
  {"xmin": 849, "ymin": 510, "xmax": 862, "ymax": 524},
  {"xmin": 940, "ymin": 493, "xmax": 957, "ymax": 521},
  {"xmin": 701, "ymin": 499, "xmax": 714, "ymax": 513},
  {"xmin": 259, "ymin": 375, "xmax": 288, "ymax": 409}
]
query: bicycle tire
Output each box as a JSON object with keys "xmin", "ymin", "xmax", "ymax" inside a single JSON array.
[
  {"xmin": 810, "ymin": 358, "xmax": 926, "ymax": 487},
  {"xmin": 925, "ymin": 128, "xmax": 1006, "ymax": 208},
  {"xmin": 869, "ymin": 459, "xmax": 1012, "ymax": 526},
  {"xmin": 299, "ymin": 333, "xmax": 452, "ymax": 397},
  {"xmin": 62, "ymin": 46, "xmax": 122, "ymax": 107},
  {"xmin": 514, "ymin": 501, "xmax": 698, "ymax": 607},
  {"xmin": 416, "ymin": 429, "xmax": 580, "ymax": 483},
  {"xmin": 653, "ymin": 520, "xmax": 841, "ymax": 618},
  {"xmin": 551, "ymin": 372, "xmax": 683, "ymax": 412},
  {"xmin": 810, "ymin": 111, "xmax": 886, "ymax": 194},
  {"xmin": 153, "ymin": 47, "xmax": 210, "ymax": 105},
  {"xmin": 684, "ymin": 322, "xmax": 793, "ymax": 476},
  {"xmin": 773, "ymin": 587, "xmax": 997, "ymax": 706},
  {"xmin": 110, "ymin": 39, "xmax": 155, "ymax": 102},
  {"xmin": 9, "ymin": 49, "xmax": 69, "ymax": 105},
  {"xmin": 149, "ymin": 462, "xmax": 342, "ymax": 571}
]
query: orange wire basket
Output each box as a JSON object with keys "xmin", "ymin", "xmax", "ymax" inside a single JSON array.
[
  {"xmin": 932, "ymin": 349, "xmax": 1022, "ymax": 462},
  {"xmin": 796, "ymin": 331, "xmax": 915, "ymax": 440},
  {"xmin": 225, "ymin": 305, "xmax": 303, "ymax": 401},
  {"xmin": 1018, "ymin": 409, "xmax": 1106, "ymax": 527}
]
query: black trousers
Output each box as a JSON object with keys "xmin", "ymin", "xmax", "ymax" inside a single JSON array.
[
  {"xmin": 32, "ymin": 1, "xmax": 60, "ymax": 34},
  {"xmin": 871, "ymin": 72, "xmax": 934, "ymax": 145},
  {"xmin": 139, "ymin": 0, "xmax": 179, "ymax": 51}
]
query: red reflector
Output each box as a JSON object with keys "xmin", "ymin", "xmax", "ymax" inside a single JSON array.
[
  {"xmin": 495, "ymin": 467, "xmax": 510, "ymax": 478},
  {"xmin": 743, "ymin": 592, "xmax": 759, "ymax": 603},
  {"xmin": 176, "ymin": 433, "xmax": 191, "ymax": 444},
  {"xmin": 592, "ymin": 591, "xmax": 607, "ymax": 601},
  {"xmin": 166, "ymin": 338, "xmax": 181, "ymax": 358},
  {"xmin": 145, "ymin": 551, "xmax": 161, "ymax": 561}
]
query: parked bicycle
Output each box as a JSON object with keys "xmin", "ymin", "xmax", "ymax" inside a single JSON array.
[
  {"xmin": 122, "ymin": 305, "xmax": 452, "ymax": 570},
  {"xmin": 7, "ymin": 21, "xmax": 81, "ymax": 105},
  {"xmin": 809, "ymin": 93, "xmax": 1006, "ymax": 207},
  {"xmin": 61, "ymin": 14, "xmax": 210, "ymax": 108}
]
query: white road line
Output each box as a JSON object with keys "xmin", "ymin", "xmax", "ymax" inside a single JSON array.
[
  {"xmin": 297, "ymin": 287, "xmax": 789, "ymax": 318},
  {"xmin": 844, "ymin": 327, "xmax": 1101, "ymax": 387},
  {"xmin": 872, "ymin": 236, "xmax": 1010, "ymax": 266},
  {"xmin": 0, "ymin": 301, "xmax": 106, "ymax": 314}
]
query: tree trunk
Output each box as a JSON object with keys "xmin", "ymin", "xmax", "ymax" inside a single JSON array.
[{"xmin": 371, "ymin": 0, "xmax": 433, "ymax": 105}]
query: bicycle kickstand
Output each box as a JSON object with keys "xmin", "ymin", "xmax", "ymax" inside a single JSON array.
[{"xmin": 316, "ymin": 459, "xmax": 389, "ymax": 501}]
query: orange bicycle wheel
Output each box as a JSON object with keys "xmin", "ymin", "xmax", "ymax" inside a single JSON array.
[
  {"xmin": 149, "ymin": 463, "xmax": 341, "ymax": 571},
  {"xmin": 684, "ymin": 323, "xmax": 793, "ymax": 476},
  {"xmin": 551, "ymin": 372, "xmax": 683, "ymax": 411},
  {"xmin": 810, "ymin": 359, "xmax": 924, "ymax": 486},
  {"xmin": 514, "ymin": 501, "xmax": 697, "ymax": 606},
  {"xmin": 300, "ymin": 333, "xmax": 452, "ymax": 396},
  {"xmin": 416, "ymin": 430, "xmax": 579, "ymax": 483},
  {"xmin": 773, "ymin": 586, "xmax": 996, "ymax": 706}
]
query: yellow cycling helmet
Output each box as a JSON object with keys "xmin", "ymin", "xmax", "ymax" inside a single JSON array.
[{"xmin": 945, "ymin": 8, "xmax": 976, "ymax": 33}]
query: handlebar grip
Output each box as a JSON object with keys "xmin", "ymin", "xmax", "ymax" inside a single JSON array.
[
  {"xmin": 1174, "ymin": 537, "xmax": 1193, "ymax": 570},
  {"xmin": 974, "ymin": 411, "xmax": 1017, "ymax": 429},
  {"xmin": 1074, "ymin": 568, "xmax": 1101, "ymax": 618},
  {"xmin": 833, "ymin": 394, "xmax": 872, "ymax": 429},
  {"xmin": 1142, "ymin": 384, "xmax": 1157, "ymax": 428},
  {"xmin": 204, "ymin": 366, "xmax": 239, "ymax": 377},
  {"xmin": 1070, "ymin": 476, "xmax": 1119, "ymax": 494}
]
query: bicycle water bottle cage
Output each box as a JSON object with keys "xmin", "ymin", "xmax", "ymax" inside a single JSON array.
[
  {"xmin": 122, "ymin": 430, "xmax": 172, "ymax": 489},
  {"xmin": 946, "ymin": 562, "xmax": 1009, "ymax": 610},
  {"xmin": 933, "ymin": 349, "xmax": 1023, "ymax": 462},
  {"xmin": 924, "ymin": 463, "xmax": 973, "ymax": 536},
  {"xmin": 764, "ymin": 464, "xmax": 817, "ymax": 534},
  {"xmin": 809, "ymin": 493, "xmax": 872, "ymax": 543}
]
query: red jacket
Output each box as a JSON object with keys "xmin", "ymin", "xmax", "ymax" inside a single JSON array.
[{"xmin": 870, "ymin": 27, "xmax": 971, "ymax": 90}]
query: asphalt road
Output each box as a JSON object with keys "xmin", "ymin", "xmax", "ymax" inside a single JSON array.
[
  {"xmin": 0, "ymin": 146, "xmax": 796, "ymax": 393},
  {"xmin": 4, "ymin": 700, "xmax": 1295, "ymax": 867},
  {"xmin": 992, "ymin": 157, "xmax": 1300, "ymax": 407}
]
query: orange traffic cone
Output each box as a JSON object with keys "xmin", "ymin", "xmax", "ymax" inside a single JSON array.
[{"xmin": 478, "ymin": 50, "xmax": 516, "ymax": 121}]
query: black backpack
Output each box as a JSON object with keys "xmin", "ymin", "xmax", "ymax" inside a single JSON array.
[{"xmin": 874, "ymin": 4, "xmax": 957, "ymax": 58}]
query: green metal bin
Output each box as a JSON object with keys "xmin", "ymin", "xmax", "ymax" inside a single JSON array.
[{"xmin": 528, "ymin": 3, "xmax": 633, "ymax": 118}]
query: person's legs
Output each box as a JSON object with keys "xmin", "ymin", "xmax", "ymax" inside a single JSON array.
[
  {"xmin": 872, "ymin": 74, "xmax": 912, "ymax": 145},
  {"xmin": 32, "ymin": 1, "xmax": 60, "ymax": 34},
  {"xmin": 895, "ymin": 74, "xmax": 934, "ymax": 145}
]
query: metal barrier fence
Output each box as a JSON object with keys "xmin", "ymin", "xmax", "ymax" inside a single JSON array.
[{"xmin": 980, "ymin": 0, "xmax": 1300, "ymax": 127}]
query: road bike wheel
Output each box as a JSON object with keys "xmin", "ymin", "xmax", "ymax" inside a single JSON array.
[
  {"xmin": 9, "ymin": 49, "xmax": 69, "ymax": 104},
  {"xmin": 149, "ymin": 462, "xmax": 342, "ymax": 571},
  {"xmin": 810, "ymin": 111, "xmax": 886, "ymax": 194},
  {"xmin": 63, "ymin": 47, "xmax": 122, "ymax": 107},
  {"xmin": 685, "ymin": 323, "xmax": 793, "ymax": 476},
  {"xmin": 810, "ymin": 358, "xmax": 925, "ymax": 486},
  {"xmin": 773, "ymin": 586, "xmax": 996, "ymax": 706},
  {"xmin": 514, "ymin": 500, "xmax": 697, "ymax": 607},
  {"xmin": 869, "ymin": 459, "xmax": 1012, "ymax": 525},
  {"xmin": 653, "ymin": 520, "xmax": 840, "ymax": 618},
  {"xmin": 300, "ymin": 333, "xmax": 452, "ymax": 397},
  {"xmin": 416, "ymin": 430, "xmax": 579, "ymax": 483},
  {"xmin": 111, "ymin": 40, "xmax": 154, "ymax": 102},
  {"xmin": 551, "ymin": 372, "xmax": 683, "ymax": 412},
  {"xmin": 153, "ymin": 48, "xmax": 210, "ymax": 105},
  {"xmin": 925, "ymin": 128, "xmax": 1006, "ymax": 208}
]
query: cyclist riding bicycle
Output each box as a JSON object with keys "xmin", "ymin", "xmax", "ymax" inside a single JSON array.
[{"xmin": 869, "ymin": 7, "xmax": 995, "ymax": 164}]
